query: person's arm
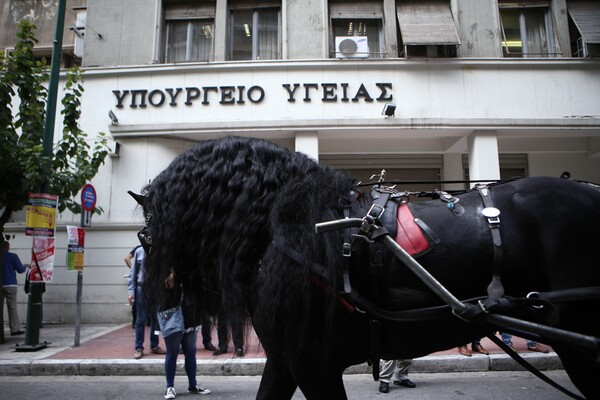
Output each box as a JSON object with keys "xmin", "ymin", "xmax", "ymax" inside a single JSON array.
[
  {"xmin": 124, "ymin": 253, "xmax": 133, "ymax": 269},
  {"xmin": 127, "ymin": 252, "xmax": 138, "ymax": 305},
  {"xmin": 13, "ymin": 253, "xmax": 26, "ymax": 274}
]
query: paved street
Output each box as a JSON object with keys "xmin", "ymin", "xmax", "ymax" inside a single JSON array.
[{"xmin": 0, "ymin": 371, "xmax": 580, "ymax": 399}]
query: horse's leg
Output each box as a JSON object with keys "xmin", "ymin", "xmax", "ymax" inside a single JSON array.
[
  {"xmin": 553, "ymin": 343, "xmax": 600, "ymax": 400},
  {"xmin": 294, "ymin": 369, "xmax": 347, "ymax": 400},
  {"xmin": 256, "ymin": 356, "xmax": 298, "ymax": 400}
]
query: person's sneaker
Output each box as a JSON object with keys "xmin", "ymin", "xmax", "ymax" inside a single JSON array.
[
  {"xmin": 188, "ymin": 385, "xmax": 211, "ymax": 395},
  {"xmin": 133, "ymin": 349, "xmax": 143, "ymax": 359},
  {"xmin": 164, "ymin": 386, "xmax": 176, "ymax": 399},
  {"xmin": 151, "ymin": 346, "xmax": 166, "ymax": 354}
]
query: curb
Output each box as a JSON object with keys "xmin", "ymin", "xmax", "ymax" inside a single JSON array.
[{"xmin": 0, "ymin": 353, "xmax": 562, "ymax": 376}]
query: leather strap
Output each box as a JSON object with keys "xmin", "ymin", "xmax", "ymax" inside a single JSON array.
[
  {"xmin": 477, "ymin": 186, "xmax": 505, "ymax": 299},
  {"xmin": 486, "ymin": 334, "xmax": 585, "ymax": 400},
  {"xmin": 369, "ymin": 319, "xmax": 381, "ymax": 381}
]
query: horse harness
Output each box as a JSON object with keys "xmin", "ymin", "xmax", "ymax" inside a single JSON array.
[
  {"xmin": 272, "ymin": 178, "xmax": 599, "ymax": 399},
  {"xmin": 324, "ymin": 182, "xmax": 599, "ymax": 400},
  {"xmin": 341, "ymin": 183, "xmax": 511, "ymax": 379}
]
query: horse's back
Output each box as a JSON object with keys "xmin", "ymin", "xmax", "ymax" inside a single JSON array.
[{"xmin": 493, "ymin": 177, "xmax": 600, "ymax": 290}]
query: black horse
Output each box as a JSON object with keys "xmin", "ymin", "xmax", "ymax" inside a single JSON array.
[{"xmin": 133, "ymin": 136, "xmax": 600, "ymax": 399}]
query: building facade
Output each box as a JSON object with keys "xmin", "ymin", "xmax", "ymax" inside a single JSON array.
[{"xmin": 2, "ymin": 0, "xmax": 600, "ymax": 323}]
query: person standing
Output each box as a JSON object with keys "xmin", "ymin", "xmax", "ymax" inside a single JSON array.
[
  {"xmin": 501, "ymin": 332, "xmax": 549, "ymax": 353},
  {"xmin": 378, "ymin": 359, "xmax": 416, "ymax": 393},
  {"xmin": 200, "ymin": 312, "xmax": 217, "ymax": 352},
  {"xmin": 2, "ymin": 240, "xmax": 26, "ymax": 336},
  {"xmin": 162, "ymin": 270, "xmax": 211, "ymax": 399},
  {"xmin": 457, "ymin": 338, "xmax": 489, "ymax": 356},
  {"xmin": 128, "ymin": 246, "xmax": 165, "ymax": 359},
  {"xmin": 124, "ymin": 245, "xmax": 141, "ymax": 328},
  {"xmin": 213, "ymin": 313, "xmax": 245, "ymax": 357}
]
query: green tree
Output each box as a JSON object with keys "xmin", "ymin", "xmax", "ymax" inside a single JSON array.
[{"xmin": 0, "ymin": 20, "xmax": 109, "ymax": 343}]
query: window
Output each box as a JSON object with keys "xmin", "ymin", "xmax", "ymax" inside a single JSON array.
[
  {"xmin": 72, "ymin": 7, "xmax": 86, "ymax": 60},
  {"xmin": 229, "ymin": 6, "xmax": 281, "ymax": 61},
  {"xmin": 166, "ymin": 20, "xmax": 214, "ymax": 62},
  {"xmin": 330, "ymin": 2, "xmax": 384, "ymax": 58},
  {"xmin": 163, "ymin": 3, "xmax": 215, "ymax": 62},
  {"xmin": 499, "ymin": 1, "xmax": 560, "ymax": 58},
  {"xmin": 396, "ymin": 0, "xmax": 459, "ymax": 58}
]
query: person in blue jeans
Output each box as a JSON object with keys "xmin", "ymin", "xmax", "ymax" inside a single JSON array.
[
  {"xmin": 128, "ymin": 246, "xmax": 165, "ymax": 359},
  {"xmin": 501, "ymin": 332, "xmax": 549, "ymax": 353},
  {"xmin": 162, "ymin": 270, "xmax": 211, "ymax": 399}
]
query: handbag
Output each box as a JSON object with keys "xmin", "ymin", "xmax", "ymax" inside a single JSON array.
[{"xmin": 157, "ymin": 305, "xmax": 185, "ymax": 337}]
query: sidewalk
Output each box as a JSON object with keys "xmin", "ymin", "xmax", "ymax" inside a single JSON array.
[{"xmin": 0, "ymin": 323, "xmax": 563, "ymax": 376}]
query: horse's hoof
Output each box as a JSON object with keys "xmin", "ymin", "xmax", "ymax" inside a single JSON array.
[
  {"xmin": 378, "ymin": 382, "xmax": 389, "ymax": 393},
  {"xmin": 235, "ymin": 348, "xmax": 245, "ymax": 357}
]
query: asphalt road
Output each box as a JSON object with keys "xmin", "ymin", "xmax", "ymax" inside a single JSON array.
[{"xmin": 0, "ymin": 371, "xmax": 581, "ymax": 399}]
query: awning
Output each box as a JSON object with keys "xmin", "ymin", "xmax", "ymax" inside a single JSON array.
[
  {"xmin": 396, "ymin": 0, "xmax": 460, "ymax": 46},
  {"xmin": 568, "ymin": 0, "xmax": 600, "ymax": 44}
]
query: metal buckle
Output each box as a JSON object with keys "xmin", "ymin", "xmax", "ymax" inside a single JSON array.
[
  {"xmin": 527, "ymin": 291, "xmax": 545, "ymax": 309},
  {"xmin": 487, "ymin": 216, "xmax": 500, "ymax": 227},
  {"xmin": 342, "ymin": 243, "xmax": 351, "ymax": 257},
  {"xmin": 477, "ymin": 299, "xmax": 490, "ymax": 313},
  {"xmin": 366, "ymin": 203, "xmax": 385, "ymax": 220}
]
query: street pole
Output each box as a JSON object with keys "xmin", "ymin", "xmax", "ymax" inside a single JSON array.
[
  {"xmin": 20, "ymin": 0, "xmax": 67, "ymax": 351},
  {"xmin": 74, "ymin": 270, "xmax": 82, "ymax": 346},
  {"xmin": 42, "ymin": 0, "xmax": 67, "ymax": 161}
]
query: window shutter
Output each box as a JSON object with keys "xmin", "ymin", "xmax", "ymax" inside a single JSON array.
[
  {"xmin": 165, "ymin": 4, "xmax": 215, "ymax": 20},
  {"xmin": 330, "ymin": 3, "xmax": 383, "ymax": 19},
  {"xmin": 397, "ymin": 0, "xmax": 460, "ymax": 45}
]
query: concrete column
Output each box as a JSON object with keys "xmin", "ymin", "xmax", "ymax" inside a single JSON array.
[
  {"xmin": 442, "ymin": 153, "xmax": 466, "ymax": 191},
  {"xmin": 295, "ymin": 131, "xmax": 319, "ymax": 161},
  {"xmin": 467, "ymin": 130, "xmax": 500, "ymax": 187},
  {"xmin": 285, "ymin": 0, "xmax": 326, "ymax": 58},
  {"xmin": 383, "ymin": 0, "xmax": 399, "ymax": 58},
  {"xmin": 214, "ymin": 0, "xmax": 228, "ymax": 61}
]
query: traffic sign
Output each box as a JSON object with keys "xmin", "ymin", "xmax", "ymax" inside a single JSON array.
[{"xmin": 81, "ymin": 184, "xmax": 96, "ymax": 211}]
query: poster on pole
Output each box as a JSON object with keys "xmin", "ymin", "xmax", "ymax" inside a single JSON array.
[
  {"xmin": 25, "ymin": 193, "xmax": 58, "ymax": 237},
  {"xmin": 66, "ymin": 225, "xmax": 85, "ymax": 271},
  {"xmin": 31, "ymin": 237, "xmax": 55, "ymax": 282}
]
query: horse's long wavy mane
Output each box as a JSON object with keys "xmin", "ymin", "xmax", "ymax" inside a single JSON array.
[{"xmin": 142, "ymin": 136, "xmax": 358, "ymax": 343}]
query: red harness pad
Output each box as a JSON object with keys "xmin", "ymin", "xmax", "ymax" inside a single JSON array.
[{"xmin": 395, "ymin": 203, "xmax": 430, "ymax": 257}]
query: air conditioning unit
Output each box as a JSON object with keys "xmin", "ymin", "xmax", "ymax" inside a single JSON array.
[{"xmin": 335, "ymin": 36, "xmax": 369, "ymax": 59}]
